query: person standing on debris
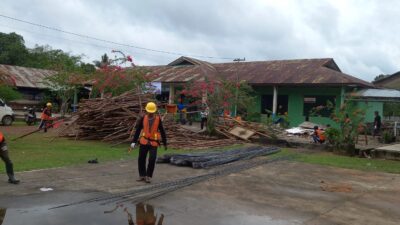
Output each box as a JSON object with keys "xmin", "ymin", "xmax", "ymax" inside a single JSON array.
[
  {"xmin": 39, "ymin": 102, "xmax": 53, "ymax": 132},
  {"xmin": 373, "ymin": 111, "xmax": 381, "ymax": 137},
  {"xmin": 311, "ymin": 126, "xmax": 325, "ymax": 144},
  {"xmin": 130, "ymin": 102, "xmax": 167, "ymax": 183},
  {"xmin": 0, "ymin": 131, "xmax": 20, "ymax": 184},
  {"xmin": 200, "ymin": 105, "xmax": 209, "ymax": 130}
]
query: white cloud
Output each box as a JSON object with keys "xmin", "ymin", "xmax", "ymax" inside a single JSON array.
[{"xmin": 1, "ymin": 0, "xmax": 399, "ymax": 81}]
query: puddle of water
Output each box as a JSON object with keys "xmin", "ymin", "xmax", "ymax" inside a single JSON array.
[{"xmin": 0, "ymin": 203, "xmax": 164, "ymax": 225}]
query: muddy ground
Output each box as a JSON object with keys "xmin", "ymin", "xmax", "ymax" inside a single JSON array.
[{"xmin": 0, "ymin": 157, "xmax": 399, "ymax": 225}]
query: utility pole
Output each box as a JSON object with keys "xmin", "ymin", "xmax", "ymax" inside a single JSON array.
[{"xmin": 233, "ymin": 58, "xmax": 245, "ymax": 117}]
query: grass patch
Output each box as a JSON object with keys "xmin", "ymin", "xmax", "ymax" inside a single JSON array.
[
  {"xmin": 1, "ymin": 133, "xmax": 242, "ymax": 173},
  {"xmin": 274, "ymin": 148, "xmax": 400, "ymax": 174}
]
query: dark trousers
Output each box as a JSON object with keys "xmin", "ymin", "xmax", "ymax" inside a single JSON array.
[
  {"xmin": 201, "ymin": 118, "xmax": 207, "ymax": 130},
  {"xmin": 138, "ymin": 144, "xmax": 158, "ymax": 178},
  {"xmin": 39, "ymin": 120, "xmax": 48, "ymax": 132},
  {"xmin": 0, "ymin": 150, "xmax": 13, "ymax": 176}
]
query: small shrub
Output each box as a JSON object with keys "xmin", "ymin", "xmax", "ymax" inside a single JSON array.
[{"xmin": 381, "ymin": 130, "xmax": 395, "ymax": 144}]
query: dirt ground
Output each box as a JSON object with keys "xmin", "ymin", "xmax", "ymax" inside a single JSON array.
[{"xmin": 0, "ymin": 157, "xmax": 399, "ymax": 224}]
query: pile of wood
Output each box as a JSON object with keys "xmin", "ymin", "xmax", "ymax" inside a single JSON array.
[
  {"xmin": 60, "ymin": 90, "xmax": 279, "ymax": 149},
  {"xmin": 59, "ymin": 91, "xmax": 242, "ymax": 149},
  {"xmin": 60, "ymin": 90, "xmax": 152, "ymax": 142},
  {"xmin": 214, "ymin": 117, "xmax": 281, "ymax": 141}
]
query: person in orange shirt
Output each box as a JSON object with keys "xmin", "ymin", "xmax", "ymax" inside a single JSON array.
[
  {"xmin": 311, "ymin": 126, "xmax": 326, "ymax": 144},
  {"xmin": 39, "ymin": 102, "xmax": 53, "ymax": 132},
  {"xmin": 0, "ymin": 132, "xmax": 20, "ymax": 184}
]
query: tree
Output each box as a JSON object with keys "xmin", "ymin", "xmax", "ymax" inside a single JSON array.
[
  {"xmin": 91, "ymin": 51, "xmax": 146, "ymax": 98},
  {"xmin": 374, "ymin": 74, "xmax": 389, "ymax": 81},
  {"xmin": 180, "ymin": 78, "xmax": 255, "ymax": 134},
  {"xmin": 93, "ymin": 54, "xmax": 111, "ymax": 68},
  {"xmin": 0, "ymin": 85, "xmax": 21, "ymax": 102},
  {"xmin": 0, "ymin": 32, "xmax": 29, "ymax": 65}
]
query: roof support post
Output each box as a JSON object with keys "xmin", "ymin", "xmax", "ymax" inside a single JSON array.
[
  {"xmin": 340, "ymin": 86, "xmax": 345, "ymax": 106},
  {"xmin": 168, "ymin": 84, "xmax": 175, "ymax": 104},
  {"xmin": 72, "ymin": 87, "xmax": 78, "ymax": 112},
  {"xmin": 272, "ymin": 86, "xmax": 278, "ymax": 117}
]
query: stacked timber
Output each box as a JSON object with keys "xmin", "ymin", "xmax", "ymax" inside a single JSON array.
[
  {"xmin": 60, "ymin": 91, "xmax": 279, "ymax": 149},
  {"xmin": 60, "ymin": 91, "xmax": 242, "ymax": 149}
]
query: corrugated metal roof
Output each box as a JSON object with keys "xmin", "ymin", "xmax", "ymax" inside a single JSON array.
[
  {"xmin": 143, "ymin": 57, "xmax": 373, "ymax": 87},
  {"xmin": 0, "ymin": 64, "xmax": 56, "ymax": 88},
  {"xmin": 353, "ymin": 88, "xmax": 400, "ymax": 98}
]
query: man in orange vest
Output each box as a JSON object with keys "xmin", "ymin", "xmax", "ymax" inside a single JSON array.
[
  {"xmin": 39, "ymin": 102, "xmax": 53, "ymax": 132},
  {"xmin": 130, "ymin": 102, "xmax": 167, "ymax": 183},
  {"xmin": 0, "ymin": 132, "xmax": 20, "ymax": 184},
  {"xmin": 311, "ymin": 126, "xmax": 326, "ymax": 144}
]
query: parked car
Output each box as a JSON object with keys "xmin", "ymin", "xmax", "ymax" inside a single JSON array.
[{"xmin": 0, "ymin": 99, "xmax": 15, "ymax": 126}]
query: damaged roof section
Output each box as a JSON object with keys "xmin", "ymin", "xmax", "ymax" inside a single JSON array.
[
  {"xmin": 144, "ymin": 57, "xmax": 373, "ymax": 87},
  {"xmin": 0, "ymin": 64, "xmax": 57, "ymax": 89}
]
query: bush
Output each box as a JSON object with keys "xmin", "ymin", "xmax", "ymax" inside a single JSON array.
[
  {"xmin": 0, "ymin": 85, "xmax": 21, "ymax": 101},
  {"xmin": 381, "ymin": 130, "xmax": 395, "ymax": 144}
]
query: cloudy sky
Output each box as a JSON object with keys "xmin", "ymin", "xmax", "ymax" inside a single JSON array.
[{"xmin": 1, "ymin": 0, "xmax": 399, "ymax": 81}]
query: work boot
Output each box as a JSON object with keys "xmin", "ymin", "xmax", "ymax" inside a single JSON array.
[
  {"xmin": 145, "ymin": 177, "xmax": 152, "ymax": 183},
  {"xmin": 7, "ymin": 174, "xmax": 20, "ymax": 184},
  {"xmin": 136, "ymin": 177, "xmax": 145, "ymax": 182},
  {"xmin": 6, "ymin": 163, "xmax": 20, "ymax": 184}
]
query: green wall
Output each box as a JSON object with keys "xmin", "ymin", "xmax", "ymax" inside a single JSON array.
[
  {"xmin": 253, "ymin": 86, "xmax": 343, "ymax": 127},
  {"xmin": 355, "ymin": 101, "xmax": 383, "ymax": 123},
  {"xmin": 253, "ymin": 86, "xmax": 385, "ymax": 127}
]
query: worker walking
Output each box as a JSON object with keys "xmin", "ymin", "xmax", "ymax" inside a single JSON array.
[
  {"xmin": 130, "ymin": 102, "xmax": 167, "ymax": 183},
  {"xmin": 39, "ymin": 102, "xmax": 53, "ymax": 132},
  {"xmin": 0, "ymin": 132, "xmax": 20, "ymax": 184}
]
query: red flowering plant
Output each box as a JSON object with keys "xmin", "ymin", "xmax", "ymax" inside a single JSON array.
[
  {"xmin": 311, "ymin": 97, "xmax": 366, "ymax": 154},
  {"xmin": 91, "ymin": 50, "xmax": 148, "ymax": 97},
  {"xmin": 179, "ymin": 77, "xmax": 254, "ymax": 134}
]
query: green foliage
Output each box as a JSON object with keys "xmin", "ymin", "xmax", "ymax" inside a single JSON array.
[
  {"xmin": 0, "ymin": 85, "xmax": 22, "ymax": 101},
  {"xmin": 313, "ymin": 98, "xmax": 367, "ymax": 154},
  {"xmin": 383, "ymin": 102, "xmax": 400, "ymax": 117},
  {"xmin": 0, "ymin": 32, "xmax": 28, "ymax": 65},
  {"xmin": 381, "ymin": 130, "xmax": 395, "ymax": 144},
  {"xmin": 91, "ymin": 67, "xmax": 148, "ymax": 97},
  {"xmin": 181, "ymin": 78, "xmax": 255, "ymax": 134}
]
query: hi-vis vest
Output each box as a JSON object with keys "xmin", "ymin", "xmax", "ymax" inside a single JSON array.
[
  {"xmin": 41, "ymin": 108, "xmax": 51, "ymax": 120},
  {"xmin": 139, "ymin": 115, "xmax": 161, "ymax": 147}
]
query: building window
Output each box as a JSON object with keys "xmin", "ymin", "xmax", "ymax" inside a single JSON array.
[{"xmin": 303, "ymin": 95, "xmax": 336, "ymax": 117}]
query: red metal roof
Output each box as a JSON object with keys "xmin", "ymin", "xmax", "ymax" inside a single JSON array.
[
  {"xmin": 144, "ymin": 57, "xmax": 373, "ymax": 87},
  {"xmin": 0, "ymin": 64, "xmax": 56, "ymax": 88}
]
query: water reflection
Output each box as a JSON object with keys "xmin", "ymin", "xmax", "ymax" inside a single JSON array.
[
  {"xmin": 0, "ymin": 208, "xmax": 5, "ymax": 225},
  {"xmin": 104, "ymin": 203, "xmax": 164, "ymax": 225}
]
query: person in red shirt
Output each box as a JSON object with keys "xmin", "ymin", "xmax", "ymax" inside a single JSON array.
[
  {"xmin": 0, "ymin": 132, "xmax": 20, "ymax": 184},
  {"xmin": 311, "ymin": 126, "xmax": 326, "ymax": 144}
]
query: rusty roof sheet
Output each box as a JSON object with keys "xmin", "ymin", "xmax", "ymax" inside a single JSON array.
[
  {"xmin": 144, "ymin": 57, "xmax": 373, "ymax": 87},
  {"xmin": 0, "ymin": 64, "xmax": 56, "ymax": 88}
]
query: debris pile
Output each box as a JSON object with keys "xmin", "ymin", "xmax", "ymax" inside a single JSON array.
[
  {"xmin": 59, "ymin": 91, "xmax": 242, "ymax": 149},
  {"xmin": 61, "ymin": 90, "xmax": 152, "ymax": 142},
  {"xmin": 157, "ymin": 145, "xmax": 280, "ymax": 168},
  {"xmin": 60, "ymin": 91, "xmax": 278, "ymax": 149}
]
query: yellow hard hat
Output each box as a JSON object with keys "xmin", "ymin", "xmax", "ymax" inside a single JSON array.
[
  {"xmin": 145, "ymin": 102, "xmax": 157, "ymax": 113},
  {"xmin": 46, "ymin": 102, "xmax": 52, "ymax": 107}
]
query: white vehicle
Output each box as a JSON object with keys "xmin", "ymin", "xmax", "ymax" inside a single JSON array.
[{"xmin": 0, "ymin": 99, "xmax": 15, "ymax": 126}]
